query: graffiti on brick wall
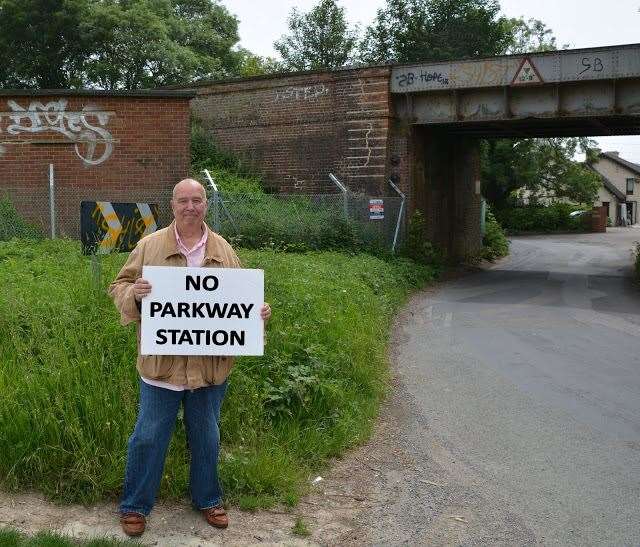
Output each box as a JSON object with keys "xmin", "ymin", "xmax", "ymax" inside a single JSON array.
[
  {"xmin": 0, "ymin": 99, "xmax": 115, "ymax": 165},
  {"xmin": 275, "ymin": 84, "xmax": 328, "ymax": 102}
]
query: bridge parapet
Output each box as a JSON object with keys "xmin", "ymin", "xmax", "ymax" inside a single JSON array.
[
  {"xmin": 391, "ymin": 44, "xmax": 640, "ymax": 134},
  {"xmin": 391, "ymin": 44, "xmax": 640, "ymax": 93}
]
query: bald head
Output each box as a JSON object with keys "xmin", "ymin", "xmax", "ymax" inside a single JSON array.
[
  {"xmin": 171, "ymin": 178, "xmax": 208, "ymax": 233},
  {"xmin": 172, "ymin": 178, "xmax": 206, "ymax": 200}
]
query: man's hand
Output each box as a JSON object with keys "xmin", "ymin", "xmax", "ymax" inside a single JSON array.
[
  {"xmin": 260, "ymin": 303, "xmax": 271, "ymax": 321},
  {"xmin": 133, "ymin": 278, "xmax": 152, "ymax": 302}
]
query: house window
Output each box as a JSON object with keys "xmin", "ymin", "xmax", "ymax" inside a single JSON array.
[
  {"xmin": 603, "ymin": 201, "xmax": 610, "ymax": 217},
  {"xmin": 627, "ymin": 178, "xmax": 636, "ymax": 195}
]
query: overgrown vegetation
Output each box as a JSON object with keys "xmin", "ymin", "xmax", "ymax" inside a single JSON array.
[
  {"xmin": 0, "ymin": 239, "xmax": 437, "ymax": 507},
  {"xmin": 493, "ymin": 203, "xmax": 590, "ymax": 234},
  {"xmin": 481, "ymin": 210, "xmax": 509, "ymax": 261},
  {"xmin": 634, "ymin": 242, "xmax": 640, "ymax": 282},
  {"xmin": 0, "ymin": 198, "xmax": 44, "ymax": 241},
  {"xmin": 191, "ymin": 119, "xmax": 395, "ymax": 254},
  {"xmin": 398, "ymin": 210, "xmax": 442, "ymax": 264}
]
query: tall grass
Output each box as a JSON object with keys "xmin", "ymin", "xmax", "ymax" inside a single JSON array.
[
  {"xmin": 0, "ymin": 528, "xmax": 133, "ymax": 546},
  {"xmin": 0, "ymin": 239, "xmax": 436, "ymax": 507}
]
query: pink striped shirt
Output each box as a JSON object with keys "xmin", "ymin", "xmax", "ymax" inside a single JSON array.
[{"xmin": 142, "ymin": 224, "xmax": 208, "ymax": 391}]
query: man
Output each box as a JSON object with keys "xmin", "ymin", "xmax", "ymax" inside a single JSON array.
[{"xmin": 109, "ymin": 178, "xmax": 271, "ymax": 537}]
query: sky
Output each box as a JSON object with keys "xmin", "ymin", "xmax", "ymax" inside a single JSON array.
[{"xmin": 220, "ymin": 0, "xmax": 640, "ymax": 163}]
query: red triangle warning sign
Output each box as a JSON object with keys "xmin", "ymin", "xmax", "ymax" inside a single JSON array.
[{"xmin": 511, "ymin": 57, "xmax": 543, "ymax": 86}]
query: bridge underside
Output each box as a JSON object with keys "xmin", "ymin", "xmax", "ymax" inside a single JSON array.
[
  {"xmin": 394, "ymin": 78, "xmax": 640, "ymax": 259},
  {"xmin": 424, "ymin": 114, "xmax": 640, "ymax": 138}
]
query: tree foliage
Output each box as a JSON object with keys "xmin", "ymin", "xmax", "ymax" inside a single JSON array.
[
  {"xmin": 481, "ymin": 138, "xmax": 601, "ymax": 207},
  {"xmin": 359, "ymin": 0, "xmax": 512, "ymax": 64},
  {"xmin": 503, "ymin": 17, "xmax": 560, "ymax": 54},
  {"xmin": 0, "ymin": 0, "xmax": 243, "ymax": 89},
  {"xmin": 0, "ymin": 0, "xmax": 91, "ymax": 88},
  {"xmin": 274, "ymin": 0, "xmax": 358, "ymax": 71}
]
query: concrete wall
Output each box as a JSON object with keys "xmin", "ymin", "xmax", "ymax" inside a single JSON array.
[{"xmin": 0, "ymin": 92, "xmax": 192, "ymax": 236}]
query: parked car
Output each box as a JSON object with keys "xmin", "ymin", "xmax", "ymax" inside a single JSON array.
[{"xmin": 569, "ymin": 210, "xmax": 589, "ymax": 218}]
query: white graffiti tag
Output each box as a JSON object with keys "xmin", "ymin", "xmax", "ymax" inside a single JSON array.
[
  {"xmin": 0, "ymin": 99, "xmax": 115, "ymax": 165},
  {"xmin": 275, "ymin": 84, "xmax": 329, "ymax": 102}
]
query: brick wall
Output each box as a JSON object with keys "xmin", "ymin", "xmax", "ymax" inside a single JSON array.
[
  {"xmin": 0, "ymin": 91, "xmax": 192, "ymax": 236},
  {"xmin": 190, "ymin": 67, "xmax": 392, "ymax": 195},
  {"xmin": 189, "ymin": 68, "xmax": 482, "ymax": 260}
]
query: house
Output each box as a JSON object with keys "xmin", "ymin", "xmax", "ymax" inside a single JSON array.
[{"xmin": 589, "ymin": 151, "xmax": 639, "ymax": 226}]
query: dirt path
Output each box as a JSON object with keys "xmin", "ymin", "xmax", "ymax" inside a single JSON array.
[{"xmin": 1, "ymin": 270, "xmax": 516, "ymax": 546}]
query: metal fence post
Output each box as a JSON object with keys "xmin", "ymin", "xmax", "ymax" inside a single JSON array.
[
  {"xmin": 48, "ymin": 163, "xmax": 56, "ymax": 238},
  {"xmin": 203, "ymin": 169, "xmax": 220, "ymax": 232},
  {"xmin": 329, "ymin": 173, "xmax": 349, "ymax": 219},
  {"xmin": 388, "ymin": 179, "xmax": 406, "ymax": 254}
]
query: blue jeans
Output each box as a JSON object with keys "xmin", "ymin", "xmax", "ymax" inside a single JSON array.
[{"xmin": 119, "ymin": 379, "xmax": 228, "ymax": 516}]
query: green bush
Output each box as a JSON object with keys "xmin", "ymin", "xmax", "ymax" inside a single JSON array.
[
  {"xmin": 481, "ymin": 210, "xmax": 509, "ymax": 261},
  {"xmin": 217, "ymin": 194, "xmax": 387, "ymax": 254},
  {"xmin": 0, "ymin": 198, "xmax": 44, "ymax": 241},
  {"xmin": 494, "ymin": 203, "xmax": 589, "ymax": 233},
  {"xmin": 0, "ymin": 239, "xmax": 437, "ymax": 507},
  {"xmin": 191, "ymin": 118, "xmax": 260, "ymax": 181},
  {"xmin": 398, "ymin": 210, "xmax": 443, "ymax": 265},
  {"xmin": 634, "ymin": 242, "xmax": 640, "ymax": 282}
]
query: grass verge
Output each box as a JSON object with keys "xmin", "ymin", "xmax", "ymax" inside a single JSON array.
[
  {"xmin": 0, "ymin": 239, "xmax": 437, "ymax": 508},
  {"xmin": 0, "ymin": 528, "xmax": 134, "ymax": 546}
]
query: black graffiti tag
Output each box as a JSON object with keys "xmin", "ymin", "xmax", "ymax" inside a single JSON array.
[
  {"xmin": 396, "ymin": 71, "xmax": 449, "ymax": 87},
  {"xmin": 579, "ymin": 57, "xmax": 604, "ymax": 75}
]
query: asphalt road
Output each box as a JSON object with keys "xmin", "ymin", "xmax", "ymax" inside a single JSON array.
[{"xmin": 390, "ymin": 228, "xmax": 640, "ymax": 546}]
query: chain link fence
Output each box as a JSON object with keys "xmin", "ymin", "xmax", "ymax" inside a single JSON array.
[
  {"xmin": 1, "ymin": 169, "xmax": 406, "ymax": 254},
  {"xmin": 204, "ymin": 191, "xmax": 405, "ymax": 253}
]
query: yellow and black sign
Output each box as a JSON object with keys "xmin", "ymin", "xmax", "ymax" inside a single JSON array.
[{"xmin": 81, "ymin": 201, "xmax": 160, "ymax": 255}]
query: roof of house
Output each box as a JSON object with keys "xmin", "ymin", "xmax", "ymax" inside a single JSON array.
[
  {"xmin": 600, "ymin": 151, "xmax": 640, "ymax": 177},
  {"xmin": 586, "ymin": 164, "xmax": 627, "ymax": 201}
]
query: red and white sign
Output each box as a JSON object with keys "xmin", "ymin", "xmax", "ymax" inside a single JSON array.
[
  {"xmin": 369, "ymin": 199, "xmax": 384, "ymax": 220},
  {"xmin": 511, "ymin": 57, "xmax": 543, "ymax": 86}
]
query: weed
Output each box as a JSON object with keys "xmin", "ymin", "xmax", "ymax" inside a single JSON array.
[{"xmin": 292, "ymin": 517, "xmax": 311, "ymax": 537}]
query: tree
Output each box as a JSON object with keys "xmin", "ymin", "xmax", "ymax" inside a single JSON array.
[
  {"xmin": 358, "ymin": 0, "xmax": 512, "ymax": 64},
  {"xmin": 0, "ymin": 0, "xmax": 243, "ymax": 89},
  {"xmin": 274, "ymin": 0, "xmax": 358, "ymax": 71},
  {"xmin": 83, "ymin": 0, "xmax": 241, "ymax": 89},
  {"xmin": 0, "ymin": 0, "xmax": 92, "ymax": 88},
  {"xmin": 503, "ymin": 17, "xmax": 558, "ymax": 54},
  {"xmin": 481, "ymin": 138, "xmax": 601, "ymax": 207},
  {"xmin": 234, "ymin": 49, "xmax": 283, "ymax": 78}
]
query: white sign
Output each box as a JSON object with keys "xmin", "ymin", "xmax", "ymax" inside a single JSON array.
[
  {"xmin": 369, "ymin": 198, "xmax": 384, "ymax": 220},
  {"xmin": 140, "ymin": 266, "xmax": 264, "ymax": 356}
]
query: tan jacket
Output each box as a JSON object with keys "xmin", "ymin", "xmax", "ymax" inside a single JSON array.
[{"xmin": 108, "ymin": 221, "xmax": 241, "ymax": 388}]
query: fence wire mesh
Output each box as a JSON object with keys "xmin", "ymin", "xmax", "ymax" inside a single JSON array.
[
  {"xmin": 1, "ymin": 177, "xmax": 406, "ymax": 254},
  {"xmin": 206, "ymin": 191, "xmax": 406, "ymax": 253}
]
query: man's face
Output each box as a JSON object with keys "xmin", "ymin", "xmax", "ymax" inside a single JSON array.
[{"xmin": 171, "ymin": 182, "xmax": 208, "ymax": 229}]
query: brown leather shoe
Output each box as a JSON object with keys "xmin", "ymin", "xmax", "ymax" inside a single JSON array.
[
  {"xmin": 120, "ymin": 512, "xmax": 146, "ymax": 537},
  {"xmin": 202, "ymin": 504, "xmax": 229, "ymax": 529}
]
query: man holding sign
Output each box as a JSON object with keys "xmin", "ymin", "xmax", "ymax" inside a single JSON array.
[{"xmin": 109, "ymin": 179, "xmax": 271, "ymax": 537}]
